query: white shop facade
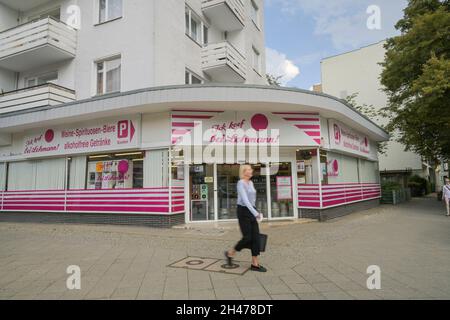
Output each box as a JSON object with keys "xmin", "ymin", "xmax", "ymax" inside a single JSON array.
[{"xmin": 0, "ymin": 85, "xmax": 389, "ymax": 226}]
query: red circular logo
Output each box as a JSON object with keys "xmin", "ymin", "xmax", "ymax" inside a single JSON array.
[
  {"xmin": 251, "ymin": 114, "xmax": 269, "ymax": 131},
  {"xmin": 334, "ymin": 124, "xmax": 341, "ymax": 144},
  {"xmin": 44, "ymin": 129, "xmax": 54, "ymax": 143}
]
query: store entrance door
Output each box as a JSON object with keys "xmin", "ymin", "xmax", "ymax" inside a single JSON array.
[
  {"xmin": 216, "ymin": 164, "xmax": 268, "ymax": 220},
  {"xmin": 189, "ymin": 164, "xmax": 215, "ymax": 221},
  {"xmin": 188, "ymin": 163, "xmax": 296, "ymax": 222}
]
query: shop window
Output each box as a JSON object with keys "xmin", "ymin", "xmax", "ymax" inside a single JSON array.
[
  {"xmin": 0, "ymin": 162, "xmax": 6, "ymax": 191},
  {"xmin": 86, "ymin": 152, "xmax": 144, "ymax": 190},
  {"xmin": 6, "ymin": 159, "xmax": 66, "ymax": 191},
  {"xmin": 144, "ymin": 149, "xmax": 169, "ymax": 188},
  {"xmin": 296, "ymin": 149, "xmax": 328, "ymax": 185}
]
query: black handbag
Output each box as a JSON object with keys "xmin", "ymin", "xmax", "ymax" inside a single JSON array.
[{"xmin": 259, "ymin": 234, "xmax": 268, "ymax": 252}]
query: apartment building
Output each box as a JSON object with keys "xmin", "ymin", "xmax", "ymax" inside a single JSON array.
[
  {"xmin": 321, "ymin": 41, "xmax": 430, "ymax": 187},
  {"xmin": 0, "ymin": 0, "xmax": 388, "ymax": 226}
]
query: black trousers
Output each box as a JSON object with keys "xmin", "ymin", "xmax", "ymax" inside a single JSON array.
[{"xmin": 234, "ymin": 205, "xmax": 261, "ymax": 257}]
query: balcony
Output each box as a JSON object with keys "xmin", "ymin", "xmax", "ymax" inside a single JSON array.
[
  {"xmin": 202, "ymin": 42, "xmax": 246, "ymax": 83},
  {"xmin": 0, "ymin": 17, "xmax": 76, "ymax": 72},
  {"xmin": 0, "ymin": 83, "xmax": 76, "ymax": 115},
  {"xmin": 201, "ymin": 0, "xmax": 245, "ymax": 31}
]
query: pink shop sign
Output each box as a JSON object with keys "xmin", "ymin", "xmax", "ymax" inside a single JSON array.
[
  {"xmin": 328, "ymin": 119, "xmax": 370, "ymax": 157},
  {"xmin": 22, "ymin": 116, "xmax": 140, "ymax": 158}
]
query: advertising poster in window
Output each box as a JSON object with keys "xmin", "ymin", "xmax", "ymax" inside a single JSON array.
[{"xmin": 276, "ymin": 176, "xmax": 293, "ymax": 201}]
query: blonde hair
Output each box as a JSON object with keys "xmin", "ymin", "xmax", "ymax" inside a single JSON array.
[{"xmin": 239, "ymin": 165, "xmax": 253, "ymax": 180}]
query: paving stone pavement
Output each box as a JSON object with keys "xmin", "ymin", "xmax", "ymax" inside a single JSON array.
[{"xmin": 1, "ymin": 196, "xmax": 450, "ymax": 300}]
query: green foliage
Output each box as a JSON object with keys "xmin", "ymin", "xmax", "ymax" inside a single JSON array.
[
  {"xmin": 380, "ymin": 0, "xmax": 450, "ymax": 161},
  {"xmin": 408, "ymin": 175, "xmax": 430, "ymax": 196},
  {"xmin": 266, "ymin": 74, "xmax": 283, "ymax": 86},
  {"xmin": 381, "ymin": 181, "xmax": 403, "ymax": 191}
]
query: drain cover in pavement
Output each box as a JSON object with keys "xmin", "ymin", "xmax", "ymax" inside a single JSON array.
[
  {"xmin": 169, "ymin": 257, "xmax": 218, "ymax": 270},
  {"xmin": 168, "ymin": 257, "xmax": 250, "ymax": 275},
  {"xmin": 204, "ymin": 260, "xmax": 250, "ymax": 275}
]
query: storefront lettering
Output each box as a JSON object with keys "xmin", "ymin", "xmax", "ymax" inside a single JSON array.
[
  {"xmin": 19, "ymin": 116, "xmax": 140, "ymax": 159},
  {"xmin": 211, "ymin": 119, "xmax": 246, "ymax": 132},
  {"xmin": 329, "ymin": 120, "xmax": 371, "ymax": 157}
]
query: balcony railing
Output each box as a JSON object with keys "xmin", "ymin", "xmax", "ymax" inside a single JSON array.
[
  {"xmin": 201, "ymin": 41, "xmax": 246, "ymax": 83},
  {"xmin": 0, "ymin": 83, "xmax": 76, "ymax": 115},
  {"xmin": 201, "ymin": 0, "xmax": 245, "ymax": 31},
  {"xmin": 0, "ymin": 17, "xmax": 77, "ymax": 72}
]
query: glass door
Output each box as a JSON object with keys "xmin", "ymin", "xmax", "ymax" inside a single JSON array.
[
  {"xmin": 216, "ymin": 164, "xmax": 268, "ymax": 220},
  {"xmin": 189, "ymin": 164, "xmax": 214, "ymax": 221},
  {"xmin": 269, "ymin": 162, "xmax": 295, "ymax": 218}
]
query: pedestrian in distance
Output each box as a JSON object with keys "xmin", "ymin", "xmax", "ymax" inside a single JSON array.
[{"xmin": 442, "ymin": 178, "xmax": 450, "ymax": 217}]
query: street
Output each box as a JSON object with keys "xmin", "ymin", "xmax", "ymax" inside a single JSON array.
[{"xmin": 1, "ymin": 196, "xmax": 449, "ymax": 300}]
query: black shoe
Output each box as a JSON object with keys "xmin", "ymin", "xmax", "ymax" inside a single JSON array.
[
  {"xmin": 224, "ymin": 251, "xmax": 233, "ymax": 266},
  {"xmin": 251, "ymin": 265, "xmax": 267, "ymax": 272}
]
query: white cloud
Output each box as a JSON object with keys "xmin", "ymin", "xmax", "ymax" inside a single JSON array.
[
  {"xmin": 265, "ymin": 47, "xmax": 300, "ymax": 86},
  {"xmin": 266, "ymin": 0, "xmax": 407, "ymax": 50}
]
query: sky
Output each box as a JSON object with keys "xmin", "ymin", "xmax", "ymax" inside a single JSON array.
[{"xmin": 264, "ymin": 0, "xmax": 409, "ymax": 89}]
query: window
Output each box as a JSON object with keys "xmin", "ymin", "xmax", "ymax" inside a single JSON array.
[
  {"xmin": 185, "ymin": 69, "xmax": 204, "ymax": 84},
  {"xmin": 251, "ymin": 0, "xmax": 259, "ymax": 27},
  {"xmin": 25, "ymin": 71, "xmax": 58, "ymax": 88},
  {"xmin": 252, "ymin": 47, "xmax": 261, "ymax": 74},
  {"xmin": 185, "ymin": 7, "xmax": 208, "ymax": 45},
  {"xmin": 98, "ymin": 0, "xmax": 122, "ymax": 24},
  {"xmin": 96, "ymin": 56, "xmax": 121, "ymax": 95},
  {"xmin": 28, "ymin": 8, "xmax": 61, "ymax": 21},
  {"xmin": 86, "ymin": 152, "xmax": 144, "ymax": 190}
]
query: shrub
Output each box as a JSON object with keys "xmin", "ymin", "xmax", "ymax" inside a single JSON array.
[
  {"xmin": 381, "ymin": 181, "xmax": 402, "ymax": 192},
  {"xmin": 408, "ymin": 175, "xmax": 429, "ymax": 197}
]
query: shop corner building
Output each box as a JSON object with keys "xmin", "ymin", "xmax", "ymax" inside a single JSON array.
[{"xmin": 0, "ymin": 0, "xmax": 388, "ymax": 227}]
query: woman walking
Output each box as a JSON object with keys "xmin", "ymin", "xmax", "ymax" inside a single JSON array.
[
  {"xmin": 225, "ymin": 165, "xmax": 267, "ymax": 272},
  {"xmin": 442, "ymin": 178, "xmax": 450, "ymax": 217}
]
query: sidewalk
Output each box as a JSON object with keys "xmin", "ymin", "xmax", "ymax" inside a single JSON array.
[{"xmin": 0, "ymin": 196, "xmax": 450, "ymax": 300}]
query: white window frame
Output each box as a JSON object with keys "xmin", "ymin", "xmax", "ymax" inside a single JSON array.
[
  {"xmin": 24, "ymin": 71, "xmax": 58, "ymax": 88},
  {"xmin": 97, "ymin": 0, "xmax": 123, "ymax": 24},
  {"xmin": 252, "ymin": 46, "xmax": 261, "ymax": 75},
  {"xmin": 95, "ymin": 55, "xmax": 121, "ymax": 96},
  {"xmin": 185, "ymin": 69, "xmax": 204, "ymax": 85},
  {"xmin": 185, "ymin": 6, "xmax": 208, "ymax": 46},
  {"xmin": 251, "ymin": 0, "xmax": 260, "ymax": 29}
]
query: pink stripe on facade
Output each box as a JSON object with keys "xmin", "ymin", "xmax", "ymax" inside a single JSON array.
[
  {"xmin": 305, "ymin": 131, "xmax": 321, "ymax": 137},
  {"xmin": 273, "ymin": 112, "xmax": 319, "ymax": 115},
  {"xmin": 172, "ymin": 115, "xmax": 214, "ymax": 119},
  {"xmin": 172, "ymin": 122, "xmax": 196, "ymax": 127},
  {"xmin": 172, "ymin": 110, "xmax": 224, "ymax": 113},
  {"xmin": 283, "ymin": 118, "xmax": 320, "ymax": 122},
  {"xmin": 295, "ymin": 125, "xmax": 321, "ymax": 130},
  {"xmin": 0, "ymin": 188, "xmax": 184, "ymax": 215},
  {"xmin": 299, "ymin": 183, "xmax": 381, "ymax": 209},
  {"xmin": 65, "ymin": 206, "xmax": 170, "ymax": 213}
]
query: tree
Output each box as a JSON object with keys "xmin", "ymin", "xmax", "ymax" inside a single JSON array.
[
  {"xmin": 266, "ymin": 74, "xmax": 283, "ymax": 86},
  {"xmin": 380, "ymin": 0, "xmax": 450, "ymax": 162}
]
